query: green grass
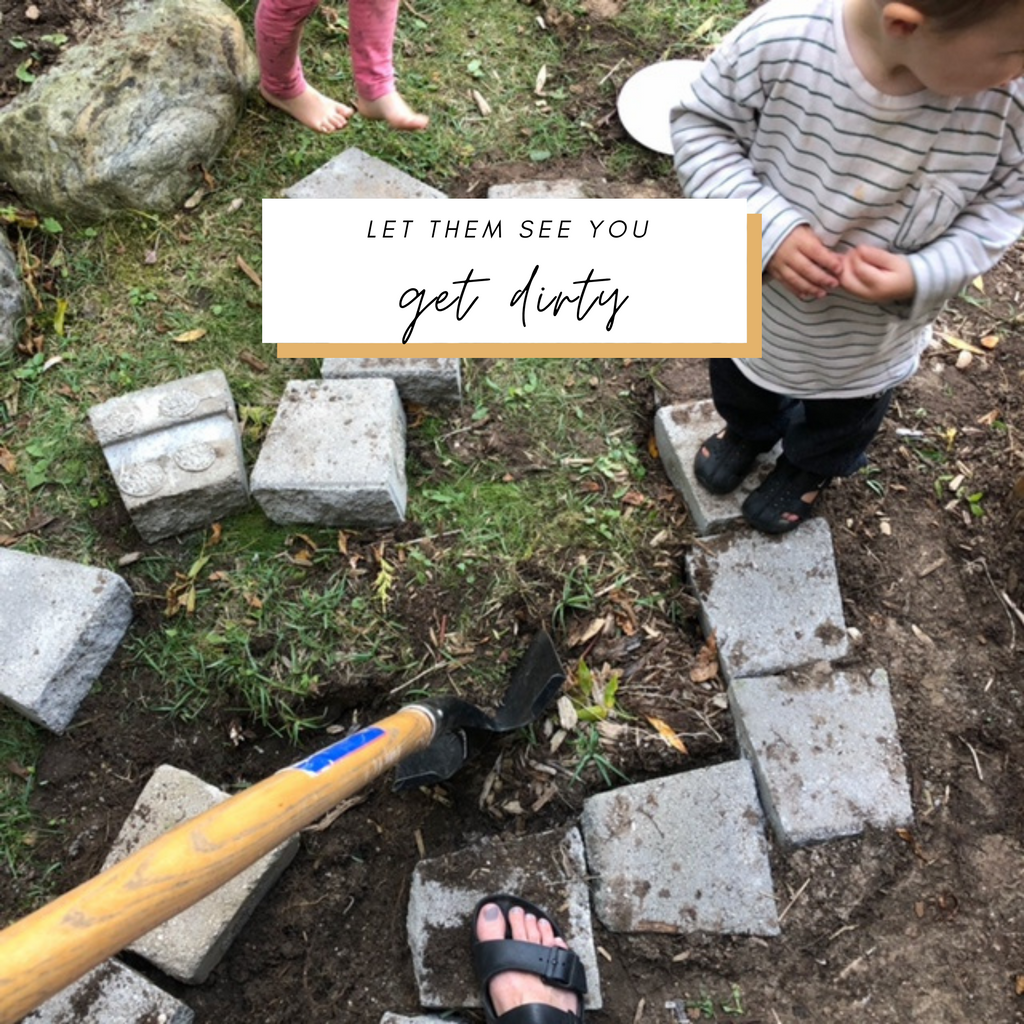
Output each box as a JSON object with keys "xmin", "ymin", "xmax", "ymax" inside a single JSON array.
[{"xmin": 0, "ymin": 0, "xmax": 753, "ymax": 891}]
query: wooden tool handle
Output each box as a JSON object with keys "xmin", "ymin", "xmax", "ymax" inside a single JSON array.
[{"xmin": 0, "ymin": 707, "xmax": 436, "ymax": 1024}]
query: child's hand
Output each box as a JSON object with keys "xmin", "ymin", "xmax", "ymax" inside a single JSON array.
[
  {"xmin": 766, "ymin": 225, "xmax": 843, "ymax": 301},
  {"xmin": 838, "ymin": 246, "xmax": 915, "ymax": 303}
]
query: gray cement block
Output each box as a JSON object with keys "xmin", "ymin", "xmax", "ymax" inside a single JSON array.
[
  {"xmin": 0, "ymin": 548, "xmax": 132, "ymax": 732},
  {"xmin": 322, "ymin": 358, "xmax": 461, "ymax": 405},
  {"xmin": 581, "ymin": 760, "xmax": 779, "ymax": 936},
  {"xmin": 654, "ymin": 400, "xmax": 778, "ymax": 534},
  {"xmin": 487, "ymin": 180, "xmax": 591, "ymax": 199},
  {"xmin": 25, "ymin": 958, "xmax": 193, "ymax": 1023},
  {"xmin": 407, "ymin": 827, "xmax": 601, "ymax": 1010},
  {"xmin": 284, "ymin": 148, "xmax": 447, "ymax": 199},
  {"xmin": 684, "ymin": 518, "xmax": 849, "ymax": 682},
  {"xmin": 101, "ymin": 765, "xmax": 299, "ymax": 984},
  {"xmin": 88, "ymin": 369, "xmax": 249, "ymax": 543},
  {"xmin": 730, "ymin": 666, "xmax": 914, "ymax": 846},
  {"xmin": 250, "ymin": 378, "xmax": 407, "ymax": 527}
]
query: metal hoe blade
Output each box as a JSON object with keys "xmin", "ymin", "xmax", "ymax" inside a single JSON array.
[{"xmin": 393, "ymin": 631, "xmax": 565, "ymax": 789}]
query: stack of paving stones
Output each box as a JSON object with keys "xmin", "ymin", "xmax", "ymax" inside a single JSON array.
[
  {"xmin": 654, "ymin": 397, "xmax": 913, "ymax": 847},
  {"xmin": 391, "ymin": 400, "xmax": 913, "ymax": 1024},
  {"xmin": 250, "ymin": 360, "xmax": 460, "ymax": 526}
]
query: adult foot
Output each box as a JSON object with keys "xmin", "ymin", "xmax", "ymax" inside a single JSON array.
[
  {"xmin": 259, "ymin": 84, "xmax": 353, "ymax": 133},
  {"xmin": 356, "ymin": 90, "xmax": 429, "ymax": 130},
  {"xmin": 473, "ymin": 896, "xmax": 585, "ymax": 1022}
]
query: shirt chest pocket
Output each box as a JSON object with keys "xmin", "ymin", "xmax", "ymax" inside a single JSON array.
[{"xmin": 893, "ymin": 177, "xmax": 966, "ymax": 252}]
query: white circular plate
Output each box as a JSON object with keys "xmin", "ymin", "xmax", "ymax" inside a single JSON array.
[{"xmin": 617, "ymin": 59, "xmax": 705, "ymax": 155}]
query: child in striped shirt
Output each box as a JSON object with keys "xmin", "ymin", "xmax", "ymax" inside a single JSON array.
[{"xmin": 671, "ymin": 0, "xmax": 1024, "ymax": 533}]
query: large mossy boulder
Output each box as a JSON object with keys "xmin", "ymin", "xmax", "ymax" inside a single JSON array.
[{"xmin": 0, "ymin": 0, "xmax": 257, "ymax": 222}]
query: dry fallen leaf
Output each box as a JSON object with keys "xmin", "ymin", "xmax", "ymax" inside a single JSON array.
[
  {"xmin": 940, "ymin": 333, "xmax": 986, "ymax": 356},
  {"xmin": 236, "ymin": 255, "xmax": 262, "ymax": 289},
  {"xmin": 183, "ymin": 187, "xmax": 207, "ymax": 210},
  {"xmin": 1015, "ymin": 974, "xmax": 1024, "ymax": 996},
  {"xmin": 690, "ymin": 630, "xmax": 720, "ymax": 683},
  {"xmin": 535, "ymin": 64, "xmax": 548, "ymax": 95},
  {"xmin": 647, "ymin": 715, "xmax": 688, "ymax": 755},
  {"xmin": 173, "ymin": 328, "xmax": 207, "ymax": 344},
  {"xmin": 567, "ymin": 616, "xmax": 605, "ymax": 648},
  {"xmin": 911, "ymin": 623, "xmax": 934, "ymax": 645},
  {"xmin": 5, "ymin": 759, "xmax": 31, "ymax": 781},
  {"xmin": 647, "ymin": 433, "xmax": 659, "ymax": 459},
  {"xmin": 0, "ymin": 446, "xmax": 16, "ymax": 474},
  {"xmin": 472, "ymin": 88, "xmax": 492, "ymax": 116}
]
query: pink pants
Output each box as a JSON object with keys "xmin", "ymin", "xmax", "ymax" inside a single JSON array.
[{"xmin": 255, "ymin": 0, "xmax": 397, "ymax": 102}]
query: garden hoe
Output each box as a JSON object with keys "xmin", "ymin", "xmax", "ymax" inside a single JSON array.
[{"xmin": 0, "ymin": 630, "xmax": 565, "ymax": 1024}]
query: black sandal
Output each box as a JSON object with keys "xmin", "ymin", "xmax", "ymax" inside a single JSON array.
[
  {"xmin": 741, "ymin": 454, "xmax": 830, "ymax": 534},
  {"xmin": 471, "ymin": 894, "xmax": 587, "ymax": 1024},
  {"xmin": 694, "ymin": 429, "xmax": 775, "ymax": 495}
]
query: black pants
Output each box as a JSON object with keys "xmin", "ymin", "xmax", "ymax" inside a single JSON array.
[{"xmin": 709, "ymin": 359, "xmax": 893, "ymax": 478}]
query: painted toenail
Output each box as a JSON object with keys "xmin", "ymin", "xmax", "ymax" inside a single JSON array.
[{"xmin": 482, "ymin": 905, "xmax": 500, "ymax": 921}]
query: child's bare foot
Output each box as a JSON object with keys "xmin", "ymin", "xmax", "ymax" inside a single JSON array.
[
  {"xmin": 356, "ymin": 91, "xmax": 429, "ymax": 130},
  {"xmin": 472, "ymin": 896, "xmax": 585, "ymax": 1021},
  {"xmin": 259, "ymin": 84, "xmax": 353, "ymax": 133}
]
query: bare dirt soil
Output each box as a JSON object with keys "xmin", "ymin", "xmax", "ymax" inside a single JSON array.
[{"xmin": 1, "ymin": 4, "xmax": 1024, "ymax": 1024}]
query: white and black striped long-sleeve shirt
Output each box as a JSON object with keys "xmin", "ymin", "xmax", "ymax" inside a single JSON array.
[{"xmin": 671, "ymin": 0, "xmax": 1024, "ymax": 398}]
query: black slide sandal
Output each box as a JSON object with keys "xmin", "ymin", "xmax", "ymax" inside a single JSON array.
[{"xmin": 471, "ymin": 893, "xmax": 587, "ymax": 1024}]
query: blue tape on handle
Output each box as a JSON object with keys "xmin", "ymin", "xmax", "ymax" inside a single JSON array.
[{"xmin": 290, "ymin": 727, "xmax": 386, "ymax": 775}]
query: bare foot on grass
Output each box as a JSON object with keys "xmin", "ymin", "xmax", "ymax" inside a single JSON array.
[
  {"xmin": 260, "ymin": 84, "xmax": 353, "ymax": 133},
  {"xmin": 475, "ymin": 902, "xmax": 582, "ymax": 1019},
  {"xmin": 356, "ymin": 90, "xmax": 429, "ymax": 130}
]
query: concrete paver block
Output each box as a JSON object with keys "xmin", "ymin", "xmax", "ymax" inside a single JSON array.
[
  {"xmin": 654, "ymin": 400, "xmax": 778, "ymax": 534},
  {"xmin": 322, "ymin": 358, "xmax": 461, "ymax": 405},
  {"xmin": 284, "ymin": 148, "xmax": 447, "ymax": 199},
  {"xmin": 407, "ymin": 827, "xmax": 602, "ymax": 1010},
  {"xmin": 0, "ymin": 548, "xmax": 132, "ymax": 732},
  {"xmin": 25, "ymin": 959, "xmax": 194, "ymax": 1024},
  {"xmin": 88, "ymin": 369, "xmax": 249, "ymax": 542},
  {"xmin": 685, "ymin": 518, "xmax": 849, "ymax": 681},
  {"xmin": 101, "ymin": 765, "xmax": 299, "ymax": 984},
  {"xmin": 250, "ymin": 378, "xmax": 407, "ymax": 527},
  {"xmin": 582, "ymin": 760, "xmax": 779, "ymax": 936},
  {"xmin": 730, "ymin": 666, "xmax": 914, "ymax": 846},
  {"xmin": 487, "ymin": 180, "xmax": 591, "ymax": 199}
]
